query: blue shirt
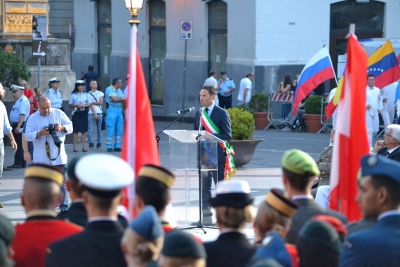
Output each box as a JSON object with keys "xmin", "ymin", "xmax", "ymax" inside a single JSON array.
[
  {"xmin": 218, "ymin": 78, "xmax": 236, "ymax": 97},
  {"xmin": 83, "ymin": 71, "xmax": 99, "ymax": 92},
  {"xmin": 45, "ymin": 88, "xmax": 63, "ymax": 109},
  {"xmin": 105, "ymin": 85, "xmax": 124, "ymax": 107}
]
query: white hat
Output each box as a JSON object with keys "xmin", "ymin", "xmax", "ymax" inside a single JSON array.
[
  {"xmin": 76, "ymin": 154, "xmax": 134, "ymax": 198},
  {"xmin": 75, "ymin": 80, "xmax": 85, "ymax": 85},
  {"xmin": 209, "ymin": 180, "xmax": 253, "ymax": 208},
  {"xmin": 48, "ymin": 77, "xmax": 60, "ymax": 85}
]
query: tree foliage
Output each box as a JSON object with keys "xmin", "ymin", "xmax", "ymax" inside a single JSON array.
[{"xmin": 0, "ymin": 49, "xmax": 30, "ymax": 87}]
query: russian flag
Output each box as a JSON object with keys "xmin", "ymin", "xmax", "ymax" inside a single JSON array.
[{"xmin": 293, "ymin": 47, "xmax": 336, "ymax": 113}]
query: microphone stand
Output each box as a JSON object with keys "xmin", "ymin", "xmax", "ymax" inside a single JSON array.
[
  {"xmin": 180, "ymin": 107, "xmax": 217, "ymax": 234},
  {"xmin": 155, "ymin": 112, "xmax": 187, "ymax": 149}
]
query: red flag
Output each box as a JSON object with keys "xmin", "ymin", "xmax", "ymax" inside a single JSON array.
[
  {"xmin": 329, "ymin": 35, "xmax": 369, "ymax": 221},
  {"xmin": 121, "ymin": 24, "xmax": 160, "ymax": 219}
]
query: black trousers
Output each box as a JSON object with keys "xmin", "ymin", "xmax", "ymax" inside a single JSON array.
[
  {"xmin": 11, "ymin": 122, "xmax": 25, "ymax": 167},
  {"xmin": 218, "ymin": 94, "xmax": 232, "ymax": 109}
]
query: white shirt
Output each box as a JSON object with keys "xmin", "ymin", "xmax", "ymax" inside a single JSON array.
[
  {"xmin": 238, "ymin": 77, "xmax": 252, "ymax": 102},
  {"xmin": 25, "ymin": 108, "xmax": 73, "ymax": 165},
  {"xmin": 10, "ymin": 95, "xmax": 30, "ymax": 123},
  {"xmin": 380, "ymin": 81, "xmax": 398, "ymax": 111},
  {"xmin": 45, "ymin": 88, "xmax": 63, "ymax": 109},
  {"xmin": 0, "ymin": 101, "xmax": 12, "ymax": 139},
  {"xmin": 366, "ymin": 86, "xmax": 382, "ymax": 117},
  {"xmin": 87, "ymin": 90, "xmax": 104, "ymax": 114},
  {"xmin": 204, "ymin": 76, "xmax": 218, "ymax": 89}
]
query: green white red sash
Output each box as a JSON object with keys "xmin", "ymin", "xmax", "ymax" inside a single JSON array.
[{"xmin": 200, "ymin": 108, "xmax": 236, "ymax": 180}]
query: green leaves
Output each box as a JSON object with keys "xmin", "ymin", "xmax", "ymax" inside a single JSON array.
[
  {"xmin": 228, "ymin": 108, "xmax": 255, "ymax": 140},
  {"xmin": 304, "ymin": 95, "xmax": 322, "ymax": 115},
  {"xmin": 249, "ymin": 93, "xmax": 269, "ymax": 112},
  {"xmin": 0, "ymin": 49, "xmax": 31, "ymax": 88}
]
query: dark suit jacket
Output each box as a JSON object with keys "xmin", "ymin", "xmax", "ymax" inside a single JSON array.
[
  {"xmin": 46, "ymin": 220, "xmax": 126, "ymax": 267},
  {"xmin": 377, "ymin": 146, "xmax": 400, "ymax": 162},
  {"xmin": 194, "ymin": 105, "xmax": 232, "ymax": 163},
  {"xmin": 285, "ymin": 198, "xmax": 348, "ymax": 244},
  {"xmin": 204, "ymin": 231, "xmax": 255, "ymax": 267},
  {"xmin": 57, "ymin": 201, "xmax": 128, "ymax": 228},
  {"xmin": 340, "ymin": 215, "xmax": 400, "ymax": 267}
]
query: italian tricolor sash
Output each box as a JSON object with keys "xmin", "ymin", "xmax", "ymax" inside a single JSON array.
[{"xmin": 200, "ymin": 108, "xmax": 236, "ymax": 180}]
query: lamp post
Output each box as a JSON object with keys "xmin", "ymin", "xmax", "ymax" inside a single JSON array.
[{"xmin": 125, "ymin": 0, "xmax": 144, "ymax": 25}]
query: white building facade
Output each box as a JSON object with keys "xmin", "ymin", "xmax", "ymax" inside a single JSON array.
[{"xmin": 72, "ymin": 0, "xmax": 400, "ymax": 116}]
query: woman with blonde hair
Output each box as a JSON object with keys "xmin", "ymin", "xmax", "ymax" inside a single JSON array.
[{"xmin": 253, "ymin": 188, "xmax": 299, "ymax": 267}]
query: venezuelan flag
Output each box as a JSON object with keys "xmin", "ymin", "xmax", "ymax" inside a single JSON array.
[
  {"xmin": 368, "ymin": 40, "xmax": 400, "ymax": 89},
  {"xmin": 325, "ymin": 75, "xmax": 344, "ymax": 119}
]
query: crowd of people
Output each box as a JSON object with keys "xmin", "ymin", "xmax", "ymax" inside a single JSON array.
[{"xmin": 1, "ymin": 144, "xmax": 399, "ymax": 266}]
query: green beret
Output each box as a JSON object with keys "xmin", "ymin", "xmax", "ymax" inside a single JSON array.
[
  {"xmin": 0, "ymin": 213, "xmax": 14, "ymax": 246},
  {"xmin": 281, "ymin": 149, "xmax": 320, "ymax": 176},
  {"xmin": 67, "ymin": 157, "xmax": 81, "ymax": 181}
]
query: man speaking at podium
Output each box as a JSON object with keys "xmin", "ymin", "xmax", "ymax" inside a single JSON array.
[{"xmin": 194, "ymin": 85, "xmax": 232, "ymax": 225}]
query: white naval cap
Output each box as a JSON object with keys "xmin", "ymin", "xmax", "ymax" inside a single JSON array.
[
  {"xmin": 209, "ymin": 180, "xmax": 253, "ymax": 208},
  {"xmin": 76, "ymin": 154, "xmax": 134, "ymax": 198},
  {"xmin": 75, "ymin": 80, "xmax": 85, "ymax": 85},
  {"xmin": 48, "ymin": 77, "xmax": 60, "ymax": 85}
]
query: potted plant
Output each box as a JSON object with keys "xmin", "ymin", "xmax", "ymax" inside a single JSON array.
[
  {"xmin": 303, "ymin": 95, "xmax": 322, "ymax": 133},
  {"xmin": 228, "ymin": 108, "xmax": 263, "ymax": 168},
  {"xmin": 248, "ymin": 93, "xmax": 272, "ymax": 130}
]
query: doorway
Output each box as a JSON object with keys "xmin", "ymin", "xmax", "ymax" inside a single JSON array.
[
  {"xmin": 208, "ymin": 1, "xmax": 227, "ymax": 76},
  {"xmin": 97, "ymin": 0, "xmax": 112, "ymax": 90},
  {"xmin": 149, "ymin": 0, "xmax": 166, "ymax": 105}
]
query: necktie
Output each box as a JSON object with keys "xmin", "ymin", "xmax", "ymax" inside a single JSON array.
[{"xmin": 205, "ymin": 108, "xmax": 209, "ymax": 115}]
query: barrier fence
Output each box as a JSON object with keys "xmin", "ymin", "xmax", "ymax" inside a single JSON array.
[
  {"xmin": 264, "ymin": 93, "xmax": 294, "ymax": 130},
  {"xmin": 264, "ymin": 92, "xmax": 333, "ymax": 133}
]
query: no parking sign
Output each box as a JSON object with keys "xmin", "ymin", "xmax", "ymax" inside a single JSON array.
[{"xmin": 181, "ymin": 21, "xmax": 192, "ymax": 40}]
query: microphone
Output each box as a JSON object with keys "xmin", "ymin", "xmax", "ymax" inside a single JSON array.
[{"xmin": 177, "ymin": 107, "xmax": 195, "ymax": 114}]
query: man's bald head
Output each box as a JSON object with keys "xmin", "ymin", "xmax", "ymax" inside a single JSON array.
[{"xmin": 21, "ymin": 178, "xmax": 60, "ymax": 212}]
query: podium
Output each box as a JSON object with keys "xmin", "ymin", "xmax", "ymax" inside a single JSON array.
[{"xmin": 164, "ymin": 130, "xmax": 223, "ymax": 227}]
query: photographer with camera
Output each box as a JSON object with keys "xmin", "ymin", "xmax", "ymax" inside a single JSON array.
[
  {"xmin": 25, "ymin": 95, "xmax": 73, "ymax": 211},
  {"xmin": 7, "ymin": 85, "xmax": 30, "ymax": 169}
]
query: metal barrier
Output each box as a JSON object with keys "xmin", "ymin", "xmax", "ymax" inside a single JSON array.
[
  {"xmin": 264, "ymin": 93, "xmax": 294, "ymax": 130},
  {"xmin": 317, "ymin": 93, "xmax": 333, "ymax": 133}
]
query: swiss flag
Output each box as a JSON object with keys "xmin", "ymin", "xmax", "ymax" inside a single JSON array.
[
  {"xmin": 329, "ymin": 35, "xmax": 369, "ymax": 221},
  {"xmin": 121, "ymin": 24, "xmax": 160, "ymax": 219}
]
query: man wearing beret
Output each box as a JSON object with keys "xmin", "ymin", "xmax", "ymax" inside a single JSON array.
[
  {"xmin": 11, "ymin": 164, "xmax": 82, "ymax": 267},
  {"xmin": 46, "ymin": 154, "xmax": 133, "ymax": 267},
  {"xmin": 340, "ymin": 155, "xmax": 400, "ymax": 267},
  {"xmin": 281, "ymin": 149, "xmax": 347, "ymax": 244}
]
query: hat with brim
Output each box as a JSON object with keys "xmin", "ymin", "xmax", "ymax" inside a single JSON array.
[
  {"xmin": 209, "ymin": 180, "xmax": 253, "ymax": 208},
  {"xmin": 48, "ymin": 77, "xmax": 60, "ymax": 85},
  {"xmin": 76, "ymin": 154, "xmax": 134, "ymax": 198},
  {"xmin": 265, "ymin": 188, "xmax": 298, "ymax": 217},
  {"xmin": 75, "ymin": 80, "xmax": 85, "ymax": 86},
  {"xmin": 361, "ymin": 154, "xmax": 400, "ymax": 185},
  {"xmin": 138, "ymin": 164, "xmax": 175, "ymax": 189},
  {"xmin": 24, "ymin": 164, "xmax": 64, "ymax": 186}
]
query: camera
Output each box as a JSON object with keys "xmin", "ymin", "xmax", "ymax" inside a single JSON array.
[
  {"xmin": 45, "ymin": 123, "xmax": 62, "ymax": 147},
  {"xmin": 9, "ymin": 85, "xmax": 24, "ymax": 91}
]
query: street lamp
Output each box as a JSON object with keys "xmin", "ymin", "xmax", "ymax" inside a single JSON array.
[{"xmin": 125, "ymin": 0, "xmax": 144, "ymax": 25}]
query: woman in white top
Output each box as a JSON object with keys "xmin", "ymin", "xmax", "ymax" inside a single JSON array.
[{"xmin": 69, "ymin": 80, "xmax": 91, "ymax": 152}]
